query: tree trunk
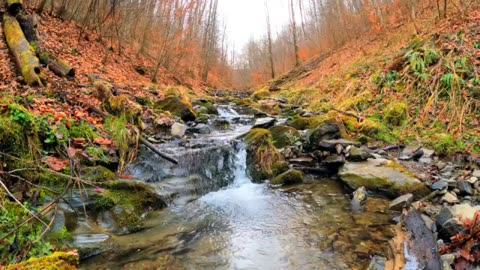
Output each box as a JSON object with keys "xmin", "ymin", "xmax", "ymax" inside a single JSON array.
[
  {"xmin": 3, "ymin": 14, "xmax": 43, "ymax": 86},
  {"xmin": 6, "ymin": 0, "xmax": 23, "ymax": 15},
  {"xmin": 16, "ymin": 11, "xmax": 38, "ymax": 43},
  {"xmin": 36, "ymin": 0, "xmax": 47, "ymax": 13}
]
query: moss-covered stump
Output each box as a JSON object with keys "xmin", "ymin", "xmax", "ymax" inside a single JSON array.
[
  {"xmin": 80, "ymin": 166, "xmax": 117, "ymax": 183},
  {"xmin": 269, "ymin": 125, "xmax": 301, "ymax": 148},
  {"xmin": 6, "ymin": 251, "xmax": 79, "ymax": 270},
  {"xmin": 95, "ymin": 181, "xmax": 166, "ymax": 234},
  {"xmin": 338, "ymin": 158, "xmax": 430, "ymax": 199},
  {"xmin": 155, "ymin": 97, "xmax": 197, "ymax": 122},
  {"xmin": 245, "ymin": 129, "xmax": 282, "ymax": 183},
  {"xmin": 270, "ymin": 169, "xmax": 304, "ymax": 186}
]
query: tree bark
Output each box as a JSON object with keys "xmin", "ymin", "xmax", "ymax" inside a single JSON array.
[
  {"xmin": 48, "ymin": 55, "xmax": 75, "ymax": 77},
  {"xmin": 6, "ymin": 0, "xmax": 23, "ymax": 15},
  {"xmin": 3, "ymin": 14, "xmax": 43, "ymax": 86}
]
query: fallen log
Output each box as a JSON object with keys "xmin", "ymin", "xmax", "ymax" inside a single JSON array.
[
  {"xmin": 48, "ymin": 55, "xmax": 75, "ymax": 77},
  {"xmin": 3, "ymin": 14, "xmax": 43, "ymax": 86},
  {"xmin": 6, "ymin": 0, "xmax": 23, "ymax": 15},
  {"xmin": 16, "ymin": 11, "xmax": 75, "ymax": 77}
]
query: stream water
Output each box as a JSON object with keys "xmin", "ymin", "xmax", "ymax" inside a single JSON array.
[{"xmin": 79, "ymin": 105, "xmax": 395, "ymax": 270}]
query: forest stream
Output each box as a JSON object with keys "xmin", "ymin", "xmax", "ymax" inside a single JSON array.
[{"xmin": 75, "ymin": 105, "xmax": 395, "ymax": 270}]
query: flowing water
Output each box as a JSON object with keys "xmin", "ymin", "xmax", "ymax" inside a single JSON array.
[{"xmin": 80, "ymin": 105, "xmax": 395, "ymax": 270}]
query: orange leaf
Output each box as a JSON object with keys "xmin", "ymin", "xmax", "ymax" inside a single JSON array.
[
  {"xmin": 43, "ymin": 156, "xmax": 68, "ymax": 172},
  {"xmin": 94, "ymin": 138, "xmax": 112, "ymax": 146}
]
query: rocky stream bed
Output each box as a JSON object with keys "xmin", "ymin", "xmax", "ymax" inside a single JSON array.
[{"xmin": 41, "ymin": 97, "xmax": 480, "ymax": 270}]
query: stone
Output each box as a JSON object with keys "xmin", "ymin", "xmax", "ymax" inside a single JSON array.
[
  {"xmin": 270, "ymin": 169, "xmax": 304, "ymax": 185},
  {"xmin": 441, "ymin": 254, "xmax": 455, "ymax": 270},
  {"xmin": 388, "ymin": 193, "xmax": 414, "ymax": 211},
  {"xmin": 347, "ymin": 146, "xmax": 373, "ymax": 162},
  {"xmin": 367, "ymin": 141, "xmax": 384, "ymax": 150},
  {"xmin": 435, "ymin": 207, "xmax": 454, "ymax": 228},
  {"xmin": 269, "ymin": 125, "xmax": 301, "ymax": 148},
  {"xmin": 352, "ymin": 186, "xmax": 368, "ymax": 207},
  {"xmin": 318, "ymin": 139, "xmax": 361, "ymax": 152},
  {"xmin": 187, "ymin": 123, "xmax": 211, "ymax": 135},
  {"xmin": 457, "ymin": 180, "xmax": 474, "ymax": 196},
  {"xmin": 367, "ymin": 256, "xmax": 386, "ymax": 270},
  {"xmin": 451, "ymin": 203, "xmax": 476, "ymax": 222},
  {"xmin": 323, "ymin": 154, "xmax": 345, "ymax": 167},
  {"xmin": 253, "ymin": 117, "xmax": 276, "ymax": 129},
  {"xmin": 155, "ymin": 97, "xmax": 197, "ymax": 122},
  {"xmin": 441, "ymin": 192, "xmax": 459, "ymax": 204},
  {"xmin": 473, "ymin": 170, "xmax": 480, "ymax": 178},
  {"xmin": 431, "ymin": 180, "xmax": 448, "ymax": 191},
  {"xmin": 438, "ymin": 218, "xmax": 465, "ymax": 241},
  {"xmin": 171, "ymin": 122, "xmax": 187, "ymax": 137},
  {"xmin": 421, "ymin": 214, "xmax": 434, "ymax": 230},
  {"xmin": 468, "ymin": 177, "xmax": 478, "ymax": 184},
  {"xmin": 338, "ymin": 158, "xmax": 430, "ymax": 198},
  {"xmin": 307, "ymin": 124, "xmax": 341, "ymax": 150}
]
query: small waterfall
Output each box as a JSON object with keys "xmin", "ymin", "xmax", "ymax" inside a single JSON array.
[{"xmin": 127, "ymin": 104, "xmax": 253, "ymax": 206}]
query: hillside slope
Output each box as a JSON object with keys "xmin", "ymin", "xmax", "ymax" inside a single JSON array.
[{"xmin": 266, "ymin": 9, "xmax": 480, "ymax": 157}]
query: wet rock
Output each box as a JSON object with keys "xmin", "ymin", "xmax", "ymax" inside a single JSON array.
[
  {"xmin": 253, "ymin": 117, "xmax": 276, "ymax": 129},
  {"xmin": 269, "ymin": 125, "xmax": 301, "ymax": 148},
  {"xmin": 338, "ymin": 158, "xmax": 430, "ymax": 198},
  {"xmin": 318, "ymin": 139, "xmax": 361, "ymax": 152},
  {"xmin": 289, "ymin": 156, "xmax": 315, "ymax": 167},
  {"xmin": 270, "ymin": 169, "xmax": 304, "ymax": 186},
  {"xmin": 187, "ymin": 123, "xmax": 211, "ymax": 135},
  {"xmin": 457, "ymin": 180, "xmax": 473, "ymax": 196},
  {"xmin": 171, "ymin": 122, "xmax": 187, "ymax": 137},
  {"xmin": 441, "ymin": 192, "xmax": 459, "ymax": 204},
  {"xmin": 367, "ymin": 256, "xmax": 386, "ymax": 270},
  {"xmin": 323, "ymin": 155, "xmax": 345, "ymax": 167},
  {"xmin": 213, "ymin": 118, "xmax": 231, "ymax": 130},
  {"xmin": 347, "ymin": 146, "xmax": 373, "ymax": 162},
  {"xmin": 431, "ymin": 180, "xmax": 448, "ymax": 191},
  {"xmin": 351, "ymin": 186, "xmax": 368, "ymax": 208},
  {"xmin": 307, "ymin": 124, "xmax": 341, "ymax": 150},
  {"xmin": 155, "ymin": 97, "xmax": 197, "ymax": 122},
  {"xmin": 388, "ymin": 193, "xmax": 413, "ymax": 211}
]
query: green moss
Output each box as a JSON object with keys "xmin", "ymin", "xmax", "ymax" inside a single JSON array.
[
  {"xmin": 80, "ymin": 166, "xmax": 117, "ymax": 183},
  {"xmin": 270, "ymin": 169, "xmax": 304, "ymax": 186},
  {"xmin": 164, "ymin": 87, "xmax": 183, "ymax": 98},
  {"xmin": 269, "ymin": 125, "xmax": 301, "ymax": 148},
  {"xmin": 288, "ymin": 117, "xmax": 320, "ymax": 130},
  {"xmin": 245, "ymin": 129, "xmax": 282, "ymax": 182},
  {"xmin": 107, "ymin": 95, "xmax": 142, "ymax": 125},
  {"xmin": 69, "ymin": 121, "xmax": 96, "ymax": 141},
  {"xmin": 251, "ymin": 89, "xmax": 271, "ymax": 101},
  {"xmin": 155, "ymin": 97, "xmax": 197, "ymax": 122},
  {"xmin": 272, "ymin": 161, "xmax": 290, "ymax": 177},
  {"xmin": 6, "ymin": 252, "xmax": 79, "ymax": 270},
  {"xmin": 383, "ymin": 102, "xmax": 408, "ymax": 126},
  {"xmin": 196, "ymin": 113, "xmax": 209, "ymax": 124}
]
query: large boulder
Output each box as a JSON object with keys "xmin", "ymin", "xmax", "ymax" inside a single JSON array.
[
  {"xmin": 269, "ymin": 125, "xmax": 301, "ymax": 148},
  {"xmin": 155, "ymin": 97, "xmax": 197, "ymax": 122},
  {"xmin": 338, "ymin": 158, "xmax": 429, "ymax": 198},
  {"xmin": 244, "ymin": 129, "xmax": 282, "ymax": 183}
]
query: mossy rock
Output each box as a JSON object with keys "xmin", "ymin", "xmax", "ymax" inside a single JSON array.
[
  {"xmin": 251, "ymin": 89, "xmax": 271, "ymax": 101},
  {"xmin": 270, "ymin": 169, "xmax": 304, "ymax": 186},
  {"xmin": 269, "ymin": 125, "xmax": 301, "ymax": 148},
  {"xmin": 196, "ymin": 113, "xmax": 209, "ymax": 124},
  {"xmin": 0, "ymin": 116, "xmax": 28, "ymax": 155},
  {"xmin": 245, "ymin": 129, "xmax": 282, "ymax": 183},
  {"xmin": 288, "ymin": 117, "xmax": 320, "ymax": 130},
  {"xmin": 164, "ymin": 87, "xmax": 183, "ymax": 98},
  {"xmin": 107, "ymin": 95, "xmax": 142, "ymax": 125},
  {"xmin": 338, "ymin": 158, "xmax": 430, "ymax": 199},
  {"xmin": 6, "ymin": 251, "xmax": 79, "ymax": 270},
  {"xmin": 196, "ymin": 100, "xmax": 218, "ymax": 115},
  {"xmin": 80, "ymin": 166, "xmax": 117, "ymax": 183},
  {"xmin": 251, "ymin": 101, "xmax": 282, "ymax": 116},
  {"xmin": 155, "ymin": 97, "xmax": 197, "ymax": 122},
  {"xmin": 307, "ymin": 123, "xmax": 342, "ymax": 150},
  {"xmin": 95, "ymin": 181, "xmax": 166, "ymax": 234},
  {"xmin": 272, "ymin": 161, "xmax": 290, "ymax": 177},
  {"xmin": 383, "ymin": 102, "xmax": 408, "ymax": 126}
]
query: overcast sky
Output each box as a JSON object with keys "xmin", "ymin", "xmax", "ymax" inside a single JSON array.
[{"xmin": 218, "ymin": 0, "xmax": 290, "ymax": 52}]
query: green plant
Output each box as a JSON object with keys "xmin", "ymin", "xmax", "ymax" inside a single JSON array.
[{"xmin": 69, "ymin": 121, "xmax": 96, "ymax": 141}]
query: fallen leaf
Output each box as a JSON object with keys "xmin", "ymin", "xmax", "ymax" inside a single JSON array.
[
  {"xmin": 43, "ymin": 156, "xmax": 68, "ymax": 172},
  {"xmin": 94, "ymin": 138, "xmax": 112, "ymax": 146}
]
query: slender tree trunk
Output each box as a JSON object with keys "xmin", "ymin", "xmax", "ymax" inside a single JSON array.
[
  {"xmin": 290, "ymin": 0, "xmax": 300, "ymax": 67},
  {"xmin": 265, "ymin": 1, "xmax": 275, "ymax": 79}
]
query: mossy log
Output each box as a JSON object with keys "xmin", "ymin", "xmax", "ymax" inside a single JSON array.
[
  {"xmin": 6, "ymin": 0, "xmax": 23, "ymax": 15},
  {"xmin": 16, "ymin": 11, "xmax": 37, "ymax": 43},
  {"xmin": 49, "ymin": 55, "xmax": 75, "ymax": 77},
  {"xmin": 3, "ymin": 14, "xmax": 43, "ymax": 86}
]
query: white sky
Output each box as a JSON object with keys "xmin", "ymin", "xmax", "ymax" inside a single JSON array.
[{"xmin": 218, "ymin": 0, "xmax": 290, "ymax": 52}]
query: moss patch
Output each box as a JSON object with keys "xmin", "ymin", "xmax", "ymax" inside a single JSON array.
[
  {"xmin": 6, "ymin": 252, "xmax": 79, "ymax": 270},
  {"xmin": 269, "ymin": 125, "xmax": 301, "ymax": 148},
  {"xmin": 80, "ymin": 166, "xmax": 117, "ymax": 183},
  {"xmin": 383, "ymin": 102, "xmax": 408, "ymax": 126},
  {"xmin": 155, "ymin": 97, "xmax": 197, "ymax": 122},
  {"xmin": 245, "ymin": 129, "xmax": 282, "ymax": 183},
  {"xmin": 270, "ymin": 169, "xmax": 304, "ymax": 186}
]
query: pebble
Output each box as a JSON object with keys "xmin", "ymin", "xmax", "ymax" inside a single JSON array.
[
  {"xmin": 468, "ymin": 177, "xmax": 478, "ymax": 184},
  {"xmin": 457, "ymin": 180, "xmax": 474, "ymax": 196},
  {"xmin": 431, "ymin": 181, "xmax": 448, "ymax": 191},
  {"xmin": 473, "ymin": 170, "xmax": 480, "ymax": 178},
  {"xmin": 441, "ymin": 192, "xmax": 459, "ymax": 204},
  {"xmin": 388, "ymin": 193, "xmax": 414, "ymax": 211}
]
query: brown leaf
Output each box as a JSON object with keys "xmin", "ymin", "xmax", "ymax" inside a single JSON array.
[
  {"xmin": 94, "ymin": 138, "xmax": 112, "ymax": 146},
  {"xmin": 43, "ymin": 156, "xmax": 68, "ymax": 172}
]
